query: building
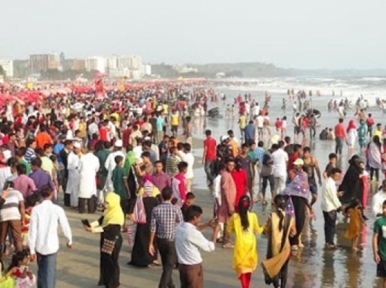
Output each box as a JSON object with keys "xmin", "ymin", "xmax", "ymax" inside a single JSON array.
[
  {"xmin": 13, "ymin": 59, "xmax": 29, "ymax": 78},
  {"xmin": 29, "ymin": 54, "xmax": 59, "ymax": 74},
  {"xmin": 85, "ymin": 57, "xmax": 106, "ymax": 73},
  {"xmin": 63, "ymin": 59, "xmax": 86, "ymax": 71},
  {"xmin": 140, "ymin": 64, "xmax": 152, "ymax": 77},
  {"xmin": 129, "ymin": 55, "xmax": 142, "ymax": 70},
  {"xmin": 0, "ymin": 60, "xmax": 14, "ymax": 78}
]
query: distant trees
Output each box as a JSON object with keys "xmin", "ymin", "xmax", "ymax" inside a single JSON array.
[
  {"xmin": 40, "ymin": 69, "xmax": 99, "ymax": 80},
  {"xmin": 0, "ymin": 65, "xmax": 5, "ymax": 77}
]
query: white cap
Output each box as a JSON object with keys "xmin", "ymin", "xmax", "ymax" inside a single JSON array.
[
  {"xmin": 115, "ymin": 140, "xmax": 123, "ymax": 147},
  {"xmin": 73, "ymin": 142, "xmax": 81, "ymax": 149},
  {"xmin": 220, "ymin": 135, "xmax": 229, "ymax": 142}
]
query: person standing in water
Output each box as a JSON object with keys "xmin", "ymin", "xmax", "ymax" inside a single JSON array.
[{"xmin": 373, "ymin": 199, "xmax": 386, "ymax": 288}]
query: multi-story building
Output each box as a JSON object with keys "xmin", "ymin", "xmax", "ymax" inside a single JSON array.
[
  {"xmin": 129, "ymin": 55, "xmax": 142, "ymax": 70},
  {"xmin": 140, "ymin": 64, "xmax": 152, "ymax": 77},
  {"xmin": 63, "ymin": 59, "xmax": 86, "ymax": 71},
  {"xmin": 13, "ymin": 60, "xmax": 29, "ymax": 78},
  {"xmin": 0, "ymin": 60, "xmax": 14, "ymax": 78},
  {"xmin": 29, "ymin": 54, "xmax": 59, "ymax": 74},
  {"xmin": 85, "ymin": 57, "xmax": 106, "ymax": 73}
]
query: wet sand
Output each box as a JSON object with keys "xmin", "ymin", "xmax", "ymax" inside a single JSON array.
[{"xmin": 187, "ymin": 90, "xmax": 385, "ymax": 288}]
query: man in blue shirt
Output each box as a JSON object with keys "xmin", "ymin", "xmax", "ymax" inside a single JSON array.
[{"xmin": 244, "ymin": 120, "xmax": 256, "ymax": 144}]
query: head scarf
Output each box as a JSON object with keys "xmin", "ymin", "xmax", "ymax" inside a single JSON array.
[
  {"xmin": 280, "ymin": 171, "xmax": 309, "ymax": 218},
  {"xmin": 102, "ymin": 192, "xmax": 124, "ymax": 227},
  {"xmin": 347, "ymin": 120, "xmax": 356, "ymax": 132}
]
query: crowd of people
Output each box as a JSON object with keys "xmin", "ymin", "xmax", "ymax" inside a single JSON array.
[{"xmin": 0, "ymin": 81, "xmax": 385, "ymax": 288}]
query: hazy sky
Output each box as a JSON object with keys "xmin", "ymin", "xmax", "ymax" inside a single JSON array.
[{"xmin": 1, "ymin": 0, "xmax": 385, "ymax": 69}]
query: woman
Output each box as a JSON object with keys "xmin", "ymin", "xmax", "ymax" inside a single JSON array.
[
  {"xmin": 227, "ymin": 196, "xmax": 264, "ymax": 288},
  {"xmin": 281, "ymin": 158, "xmax": 310, "ymax": 251},
  {"xmin": 338, "ymin": 155, "xmax": 364, "ymax": 205},
  {"xmin": 367, "ymin": 135, "xmax": 383, "ymax": 182},
  {"xmin": 84, "ymin": 192, "xmax": 123, "ymax": 288},
  {"xmin": 262, "ymin": 194, "xmax": 296, "ymax": 288},
  {"xmin": 129, "ymin": 175, "xmax": 159, "ymax": 267},
  {"xmin": 230, "ymin": 159, "xmax": 248, "ymax": 210},
  {"xmin": 346, "ymin": 119, "xmax": 357, "ymax": 155},
  {"xmin": 357, "ymin": 119, "xmax": 367, "ymax": 150}
]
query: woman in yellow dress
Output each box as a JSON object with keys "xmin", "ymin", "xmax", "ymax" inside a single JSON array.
[{"xmin": 227, "ymin": 195, "xmax": 264, "ymax": 288}]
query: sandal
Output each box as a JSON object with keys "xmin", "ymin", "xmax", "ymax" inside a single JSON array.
[{"xmin": 222, "ymin": 243, "xmax": 234, "ymax": 249}]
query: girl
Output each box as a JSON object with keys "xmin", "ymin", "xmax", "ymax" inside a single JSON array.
[
  {"xmin": 6, "ymin": 250, "xmax": 36, "ymax": 288},
  {"xmin": 262, "ymin": 194, "xmax": 296, "ymax": 288},
  {"xmin": 227, "ymin": 196, "xmax": 265, "ymax": 288},
  {"xmin": 344, "ymin": 199, "xmax": 366, "ymax": 251}
]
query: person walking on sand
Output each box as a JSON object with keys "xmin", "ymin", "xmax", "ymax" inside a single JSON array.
[
  {"xmin": 227, "ymin": 196, "xmax": 264, "ymax": 288},
  {"xmin": 373, "ymin": 199, "xmax": 386, "ymax": 288}
]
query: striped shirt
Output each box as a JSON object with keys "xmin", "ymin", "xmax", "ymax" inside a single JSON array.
[
  {"xmin": 25, "ymin": 148, "xmax": 36, "ymax": 164},
  {"xmin": 0, "ymin": 189, "xmax": 23, "ymax": 221},
  {"xmin": 151, "ymin": 202, "xmax": 183, "ymax": 240},
  {"xmin": 166, "ymin": 155, "xmax": 180, "ymax": 177}
]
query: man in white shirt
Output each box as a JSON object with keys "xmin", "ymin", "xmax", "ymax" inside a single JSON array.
[
  {"xmin": 373, "ymin": 180, "xmax": 386, "ymax": 217},
  {"xmin": 321, "ymin": 167, "xmax": 343, "ymax": 249},
  {"xmin": 271, "ymin": 141, "xmax": 288, "ymax": 196},
  {"xmin": 88, "ymin": 117, "xmax": 99, "ymax": 139},
  {"xmin": 104, "ymin": 140, "xmax": 126, "ymax": 191},
  {"xmin": 175, "ymin": 205, "xmax": 220, "ymax": 288},
  {"xmin": 256, "ymin": 113, "xmax": 265, "ymax": 140},
  {"xmin": 29, "ymin": 185, "xmax": 72, "ymax": 288},
  {"xmin": 182, "ymin": 143, "xmax": 194, "ymax": 193}
]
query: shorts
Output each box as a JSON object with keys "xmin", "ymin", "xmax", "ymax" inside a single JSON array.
[
  {"xmin": 294, "ymin": 126, "xmax": 300, "ymax": 134},
  {"xmin": 309, "ymin": 183, "xmax": 318, "ymax": 195},
  {"xmin": 171, "ymin": 125, "xmax": 178, "ymax": 133},
  {"xmin": 377, "ymin": 257, "xmax": 386, "ymax": 278}
]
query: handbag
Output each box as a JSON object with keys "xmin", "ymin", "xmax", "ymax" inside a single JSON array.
[{"xmin": 101, "ymin": 238, "xmax": 116, "ymax": 255}]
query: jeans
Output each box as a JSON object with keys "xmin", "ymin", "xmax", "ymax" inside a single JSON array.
[
  {"xmin": 204, "ymin": 160, "xmax": 215, "ymax": 184},
  {"xmin": 37, "ymin": 252, "xmax": 57, "ymax": 288},
  {"xmin": 335, "ymin": 137, "xmax": 344, "ymax": 155},
  {"xmin": 323, "ymin": 210, "xmax": 337, "ymax": 245},
  {"xmin": 262, "ymin": 175, "xmax": 274, "ymax": 196},
  {"xmin": 370, "ymin": 167, "xmax": 380, "ymax": 181},
  {"xmin": 157, "ymin": 238, "xmax": 176, "ymax": 288}
]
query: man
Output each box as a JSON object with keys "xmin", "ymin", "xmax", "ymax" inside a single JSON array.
[
  {"xmin": 175, "ymin": 205, "xmax": 220, "ymax": 288},
  {"xmin": 227, "ymin": 130, "xmax": 240, "ymax": 158},
  {"xmin": 256, "ymin": 113, "xmax": 265, "ymax": 140},
  {"xmin": 29, "ymin": 185, "xmax": 72, "ymax": 288},
  {"xmin": 13, "ymin": 163, "xmax": 37, "ymax": 199},
  {"xmin": 159, "ymin": 135, "xmax": 170, "ymax": 168},
  {"xmin": 112, "ymin": 155, "xmax": 130, "ymax": 223},
  {"xmin": 25, "ymin": 138, "xmax": 37, "ymax": 164},
  {"xmin": 182, "ymin": 143, "xmax": 194, "ymax": 193},
  {"xmin": 244, "ymin": 120, "xmax": 256, "ymax": 144},
  {"xmin": 202, "ymin": 130, "xmax": 216, "ymax": 187},
  {"xmin": 321, "ymin": 167, "xmax": 343, "ymax": 249},
  {"xmin": 0, "ymin": 157, "xmax": 17, "ymax": 189},
  {"xmin": 287, "ymin": 144, "xmax": 302, "ymax": 171},
  {"xmin": 238, "ymin": 113, "xmax": 247, "ymax": 140},
  {"xmin": 172, "ymin": 161, "xmax": 188, "ymax": 206},
  {"xmin": 334, "ymin": 118, "xmax": 347, "ymax": 156},
  {"xmin": 302, "ymin": 146, "xmax": 323, "ymax": 206},
  {"xmin": 375, "ymin": 123, "xmax": 383, "ymax": 139},
  {"xmin": 152, "ymin": 161, "xmax": 172, "ymax": 192},
  {"xmin": 87, "ymin": 117, "xmax": 99, "ymax": 140},
  {"xmin": 149, "ymin": 187, "xmax": 183, "ymax": 288},
  {"xmin": 237, "ymin": 143, "xmax": 254, "ymax": 200},
  {"xmin": 271, "ymin": 141, "xmax": 288, "ymax": 196},
  {"xmin": 143, "ymin": 140, "xmax": 157, "ymax": 164},
  {"xmin": 59, "ymin": 140, "xmax": 73, "ymax": 206},
  {"xmin": 35, "ymin": 125, "xmax": 53, "ymax": 150},
  {"xmin": 366, "ymin": 113, "xmax": 374, "ymax": 138},
  {"xmin": 104, "ymin": 140, "xmax": 125, "ymax": 192},
  {"xmin": 166, "ymin": 147, "xmax": 180, "ymax": 177},
  {"xmin": 156, "ymin": 113, "xmax": 165, "ymax": 144},
  {"xmin": 129, "ymin": 124, "xmax": 142, "ymax": 147},
  {"xmin": 29, "ymin": 158, "xmax": 55, "ymax": 193},
  {"xmin": 78, "ymin": 144, "xmax": 100, "ymax": 214},
  {"xmin": 219, "ymin": 158, "xmax": 237, "ymax": 248},
  {"xmin": 0, "ymin": 181, "xmax": 24, "ymax": 254},
  {"xmin": 66, "ymin": 142, "xmax": 82, "ymax": 208},
  {"xmin": 373, "ymin": 180, "xmax": 386, "ymax": 217},
  {"xmin": 372, "ymin": 199, "xmax": 386, "ymax": 288}
]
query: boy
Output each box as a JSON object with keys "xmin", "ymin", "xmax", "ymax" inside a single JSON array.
[
  {"xmin": 181, "ymin": 192, "xmax": 195, "ymax": 216},
  {"xmin": 323, "ymin": 153, "xmax": 337, "ymax": 179},
  {"xmin": 112, "ymin": 155, "xmax": 130, "ymax": 227},
  {"xmin": 373, "ymin": 199, "xmax": 386, "ymax": 288},
  {"xmin": 172, "ymin": 161, "xmax": 188, "ymax": 207}
]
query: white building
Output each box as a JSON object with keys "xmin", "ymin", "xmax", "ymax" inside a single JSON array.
[
  {"xmin": 140, "ymin": 64, "xmax": 152, "ymax": 77},
  {"xmin": 85, "ymin": 57, "xmax": 106, "ymax": 73},
  {"xmin": 129, "ymin": 55, "xmax": 142, "ymax": 70},
  {"xmin": 0, "ymin": 60, "xmax": 14, "ymax": 78}
]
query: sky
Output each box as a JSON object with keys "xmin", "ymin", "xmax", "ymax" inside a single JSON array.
[{"xmin": 0, "ymin": 0, "xmax": 385, "ymax": 70}]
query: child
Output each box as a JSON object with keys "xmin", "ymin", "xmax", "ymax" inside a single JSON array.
[
  {"xmin": 323, "ymin": 153, "xmax": 337, "ymax": 179},
  {"xmin": 274, "ymin": 118, "xmax": 282, "ymax": 132},
  {"xmin": 21, "ymin": 194, "xmax": 39, "ymax": 249},
  {"xmin": 181, "ymin": 192, "xmax": 195, "ymax": 216},
  {"xmin": 172, "ymin": 161, "xmax": 188, "ymax": 207},
  {"xmin": 344, "ymin": 199, "xmax": 365, "ymax": 251},
  {"xmin": 6, "ymin": 250, "xmax": 36, "ymax": 288},
  {"xmin": 373, "ymin": 199, "xmax": 386, "ymax": 287}
]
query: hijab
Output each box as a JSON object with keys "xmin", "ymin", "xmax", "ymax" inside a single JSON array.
[{"xmin": 102, "ymin": 192, "xmax": 124, "ymax": 227}]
